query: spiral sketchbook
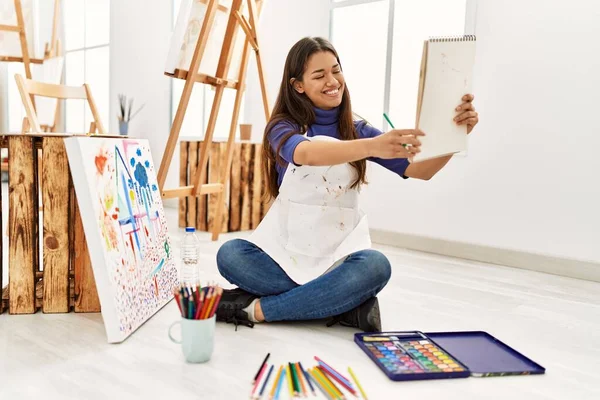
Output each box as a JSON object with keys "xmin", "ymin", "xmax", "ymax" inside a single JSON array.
[{"xmin": 414, "ymin": 35, "xmax": 476, "ymax": 162}]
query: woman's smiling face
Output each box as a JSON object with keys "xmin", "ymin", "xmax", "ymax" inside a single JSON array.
[{"xmin": 292, "ymin": 50, "xmax": 345, "ymax": 110}]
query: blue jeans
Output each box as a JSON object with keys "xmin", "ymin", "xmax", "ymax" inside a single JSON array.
[{"xmin": 216, "ymin": 239, "xmax": 391, "ymax": 322}]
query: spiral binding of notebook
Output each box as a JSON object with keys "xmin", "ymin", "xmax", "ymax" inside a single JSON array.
[{"xmin": 429, "ymin": 35, "xmax": 476, "ymax": 43}]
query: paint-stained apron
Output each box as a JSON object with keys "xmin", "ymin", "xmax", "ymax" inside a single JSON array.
[{"xmin": 247, "ymin": 135, "xmax": 371, "ymax": 285}]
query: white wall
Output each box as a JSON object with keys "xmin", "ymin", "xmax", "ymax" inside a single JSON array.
[
  {"xmin": 244, "ymin": 0, "xmax": 331, "ymax": 140},
  {"xmin": 364, "ymin": 0, "xmax": 600, "ymax": 263},
  {"xmin": 109, "ymin": 0, "xmax": 176, "ymax": 197}
]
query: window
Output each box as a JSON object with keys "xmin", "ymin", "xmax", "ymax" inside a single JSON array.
[
  {"xmin": 64, "ymin": 0, "xmax": 110, "ymax": 133},
  {"xmin": 330, "ymin": 0, "xmax": 469, "ymax": 131},
  {"xmin": 171, "ymin": 0, "xmax": 245, "ymax": 139}
]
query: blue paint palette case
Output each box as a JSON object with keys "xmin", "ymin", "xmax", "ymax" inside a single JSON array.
[{"xmin": 354, "ymin": 331, "xmax": 545, "ymax": 382}]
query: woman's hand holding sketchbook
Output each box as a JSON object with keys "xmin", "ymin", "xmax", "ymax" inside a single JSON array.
[{"xmin": 454, "ymin": 94, "xmax": 478, "ymax": 134}]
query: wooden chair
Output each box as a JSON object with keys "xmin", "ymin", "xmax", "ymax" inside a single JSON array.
[
  {"xmin": 13, "ymin": 74, "xmax": 107, "ymax": 217},
  {"xmin": 14, "ymin": 73, "xmax": 106, "ymax": 135}
]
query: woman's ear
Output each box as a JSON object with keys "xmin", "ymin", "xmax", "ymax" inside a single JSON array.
[{"xmin": 290, "ymin": 78, "xmax": 304, "ymax": 94}]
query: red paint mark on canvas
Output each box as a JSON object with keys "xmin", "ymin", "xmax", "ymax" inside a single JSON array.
[{"xmin": 95, "ymin": 154, "xmax": 107, "ymax": 174}]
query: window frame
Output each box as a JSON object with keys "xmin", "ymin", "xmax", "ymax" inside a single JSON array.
[{"xmin": 329, "ymin": 0, "xmax": 476, "ymax": 131}]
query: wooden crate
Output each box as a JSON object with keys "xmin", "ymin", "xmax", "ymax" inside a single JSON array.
[
  {"xmin": 0, "ymin": 135, "xmax": 100, "ymax": 314},
  {"xmin": 179, "ymin": 140, "xmax": 272, "ymax": 232}
]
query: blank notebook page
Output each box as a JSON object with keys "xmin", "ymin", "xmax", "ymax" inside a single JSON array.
[{"xmin": 415, "ymin": 37, "xmax": 476, "ymax": 162}]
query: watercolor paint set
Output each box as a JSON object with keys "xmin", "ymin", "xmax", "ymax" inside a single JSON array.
[{"xmin": 355, "ymin": 331, "xmax": 545, "ymax": 382}]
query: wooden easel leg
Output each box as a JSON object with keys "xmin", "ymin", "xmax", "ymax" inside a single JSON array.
[
  {"xmin": 255, "ymin": 49, "xmax": 270, "ymax": 121},
  {"xmin": 157, "ymin": 0, "xmax": 221, "ymax": 190},
  {"xmin": 191, "ymin": 84, "xmax": 226, "ymax": 198},
  {"xmin": 210, "ymin": 38, "xmax": 254, "ymax": 240},
  {"xmin": 247, "ymin": 0, "xmax": 270, "ymax": 120}
]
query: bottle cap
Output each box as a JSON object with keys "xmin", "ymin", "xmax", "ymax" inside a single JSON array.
[{"xmin": 185, "ymin": 227, "xmax": 196, "ymax": 233}]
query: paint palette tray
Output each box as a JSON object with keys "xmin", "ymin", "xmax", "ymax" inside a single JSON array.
[{"xmin": 354, "ymin": 331, "xmax": 545, "ymax": 381}]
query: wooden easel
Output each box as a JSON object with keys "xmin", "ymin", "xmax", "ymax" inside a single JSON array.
[
  {"xmin": 158, "ymin": 0, "xmax": 270, "ymax": 241},
  {"xmin": 0, "ymin": 0, "xmax": 62, "ymax": 126}
]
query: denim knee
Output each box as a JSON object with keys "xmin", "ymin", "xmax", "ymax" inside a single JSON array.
[
  {"xmin": 362, "ymin": 249, "xmax": 392, "ymax": 288},
  {"xmin": 216, "ymin": 238, "xmax": 246, "ymax": 277}
]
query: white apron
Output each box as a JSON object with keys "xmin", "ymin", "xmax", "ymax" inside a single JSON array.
[{"xmin": 247, "ymin": 135, "xmax": 371, "ymax": 285}]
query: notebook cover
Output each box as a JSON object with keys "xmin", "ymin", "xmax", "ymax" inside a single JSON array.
[
  {"xmin": 425, "ymin": 331, "xmax": 546, "ymax": 377},
  {"xmin": 414, "ymin": 36, "xmax": 476, "ymax": 162}
]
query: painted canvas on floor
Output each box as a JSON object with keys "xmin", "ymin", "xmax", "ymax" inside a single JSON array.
[{"xmin": 65, "ymin": 137, "xmax": 179, "ymax": 343}]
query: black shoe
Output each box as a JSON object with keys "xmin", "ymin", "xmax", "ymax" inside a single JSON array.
[
  {"xmin": 326, "ymin": 297, "xmax": 381, "ymax": 332},
  {"xmin": 216, "ymin": 288, "xmax": 257, "ymax": 330}
]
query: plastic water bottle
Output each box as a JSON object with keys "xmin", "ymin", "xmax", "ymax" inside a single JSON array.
[{"xmin": 180, "ymin": 227, "xmax": 200, "ymax": 286}]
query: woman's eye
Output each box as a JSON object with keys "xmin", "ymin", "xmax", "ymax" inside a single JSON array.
[
  {"xmin": 315, "ymin": 76, "xmax": 324, "ymax": 79},
  {"xmin": 333, "ymin": 70, "xmax": 341, "ymax": 74}
]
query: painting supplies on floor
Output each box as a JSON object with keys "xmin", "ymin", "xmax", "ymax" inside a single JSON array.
[
  {"xmin": 249, "ymin": 354, "xmax": 368, "ymax": 399},
  {"xmin": 173, "ymin": 284, "xmax": 223, "ymax": 320},
  {"xmin": 354, "ymin": 331, "xmax": 545, "ymax": 382}
]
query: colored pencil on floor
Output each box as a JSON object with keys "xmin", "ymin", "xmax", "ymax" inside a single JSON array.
[
  {"xmin": 286, "ymin": 363, "xmax": 294, "ymax": 398},
  {"xmin": 295, "ymin": 362, "xmax": 308, "ymax": 397},
  {"xmin": 348, "ymin": 367, "xmax": 368, "ymax": 400},
  {"xmin": 298, "ymin": 362, "xmax": 315, "ymax": 396},
  {"xmin": 315, "ymin": 357, "xmax": 354, "ymax": 389},
  {"xmin": 251, "ymin": 362, "xmax": 268, "ymax": 398},
  {"xmin": 309, "ymin": 368, "xmax": 337, "ymax": 400},
  {"xmin": 269, "ymin": 366, "xmax": 283, "ymax": 400},
  {"xmin": 315, "ymin": 367, "xmax": 345, "ymax": 400},
  {"xmin": 319, "ymin": 364, "xmax": 357, "ymax": 396},
  {"xmin": 276, "ymin": 369, "xmax": 287, "ymax": 400},
  {"xmin": 258, "ymin": 364, "xmax": 274, "ymax": 399},
  {"xmin": 290, "ymin": 362, "xmax": 300, "ymax": 396},
  {"xmin": 306, "ymin": 372, "xmax": 327, "ymax": 399},
  {"xmin": 254, "ymin": 353, "xmax": 271, "ymax": 384}
]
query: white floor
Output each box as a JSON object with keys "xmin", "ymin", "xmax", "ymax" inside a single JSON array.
[{"xmin": 1, "ymin": 205, "xmax": 600, "ymax": 399}]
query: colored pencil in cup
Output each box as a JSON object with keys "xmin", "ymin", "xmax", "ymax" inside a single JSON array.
[
  {"xmin": 208, "ymin": 286, "xmax": 223, "ymax": 318},
  {"xmin": 174, "ymin": 290, "xmax": 183, "ymax": 316},
  {"xmin": 201, "ymin": 287, "xmax": 214, "ymax": 319},
  {"xmin": 194, "ymin": 290, "xmax": 205, "ymax": 319},
  {"xmin": 348, "ymin": 367, "xmax": 368, "ymax": 400}
]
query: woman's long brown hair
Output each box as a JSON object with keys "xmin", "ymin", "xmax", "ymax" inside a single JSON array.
[{"xmin": 262, "ymin": 37, "xmax": 367, "ymax": 200}]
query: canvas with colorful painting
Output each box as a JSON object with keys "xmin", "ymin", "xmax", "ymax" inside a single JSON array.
[{"xmin": 65, "ymin": 137, "xmax": 179, "ymax": 343}]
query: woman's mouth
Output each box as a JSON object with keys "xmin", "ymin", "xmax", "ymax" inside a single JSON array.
[{"xmin": 323, "ymin": 87, "xmax": 340, "ymax": 97}]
